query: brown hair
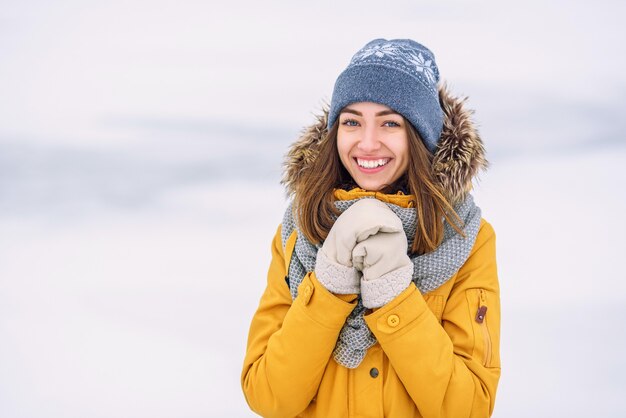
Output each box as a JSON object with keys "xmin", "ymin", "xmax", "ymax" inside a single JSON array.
[{"xmin": 294, "ymin": 118, "xmax": 465, "ymax": 255}]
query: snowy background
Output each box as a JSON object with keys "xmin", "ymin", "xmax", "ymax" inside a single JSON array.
[{"xmin": 1, "ymin": 0, "xmax": 625, "ymax": 417}]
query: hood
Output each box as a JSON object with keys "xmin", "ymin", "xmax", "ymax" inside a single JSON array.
[{"xmin": 281, "ymin": 83, "xmax": 488, "ymax": 206}]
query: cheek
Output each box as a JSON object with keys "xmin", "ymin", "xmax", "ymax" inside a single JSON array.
[
  {"xmin": 398, "ymin": 143, "xmax": 410, "ymax": 162},
  {"xmin": 396, "ymin": 135, "xmax": 410, "ymax": 161},
  {"xmin": 336, "ymin": 134, "xmax": 353, "ymax": 165},
  {"xmin": 390, "ymin": 135, "xmax": 410, "ymax": 172}
]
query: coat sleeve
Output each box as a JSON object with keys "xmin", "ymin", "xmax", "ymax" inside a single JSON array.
[
  {"xmin": 241, "ymin": 225, "xmax": 358, "ymax": 418},
  {"xmin": 364, "ymin": 219, "xmax": 501, "ymax": 418}
]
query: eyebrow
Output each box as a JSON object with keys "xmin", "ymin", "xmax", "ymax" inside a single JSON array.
[{"xmin": 341, "ymin": 108, "xmax": 400, "ymax": 117}]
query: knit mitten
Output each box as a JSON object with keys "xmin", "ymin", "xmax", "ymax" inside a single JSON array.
[
  {"xmin": 315, "ymin": 198, "xmax": 401, "ymax": 295},
  {"xmin": 352, "ymin": 228, "xmax": 413, "ymax": 309}
]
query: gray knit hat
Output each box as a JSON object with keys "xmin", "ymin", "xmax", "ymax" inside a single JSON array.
[{"xmin": 328, "ymin": 38, "xmax": 444, "ymax": 154}]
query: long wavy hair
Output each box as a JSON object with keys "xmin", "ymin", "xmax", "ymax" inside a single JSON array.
[{"xmin": 293, "ymin": 118, "xmax": 465, "ymax": 255}]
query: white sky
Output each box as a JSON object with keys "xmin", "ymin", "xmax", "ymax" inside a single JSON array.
[{"xmin": 1, "ymin": 0, "xmax": 624, "ymax": 151}]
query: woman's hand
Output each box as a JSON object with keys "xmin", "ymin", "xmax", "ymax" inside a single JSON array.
[
  {"xmin": 352, "ymin": 217, "xmax": 414, "ymax": 309},
  {"xmin": 314, "ymin": 198, "xmax": 402, "ymax": 295}
]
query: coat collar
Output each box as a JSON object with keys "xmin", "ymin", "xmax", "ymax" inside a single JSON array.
[
  {"xmin": 281, "ymin": 83, "xmax": 488, "ymax": 206},
  {"xmin": 333, "ymin": 188, "xmax": 415, "ymax": 208}
]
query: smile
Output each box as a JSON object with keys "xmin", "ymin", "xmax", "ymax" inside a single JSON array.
[{"xmin": 356, "ymin": 158, "xmax": 390, "ymax": 169}]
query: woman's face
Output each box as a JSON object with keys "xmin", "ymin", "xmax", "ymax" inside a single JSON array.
[{"xmin": 337, "ymin": 102, "xmax": 409, "ymax": 192}]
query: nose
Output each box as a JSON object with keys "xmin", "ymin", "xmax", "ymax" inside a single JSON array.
[{"xmin": 357, "ymin": 125, "xmax": 381, "ymax": 153}]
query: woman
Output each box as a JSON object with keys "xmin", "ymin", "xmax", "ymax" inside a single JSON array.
[{"xmin": 241, "ymin": 38, "xmax": 500, "ymax": 418}]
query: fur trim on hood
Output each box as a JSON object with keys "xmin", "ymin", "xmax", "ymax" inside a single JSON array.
[{"xmin": 281, "ymin": 83, "xmax": 488, "ymax": 206}]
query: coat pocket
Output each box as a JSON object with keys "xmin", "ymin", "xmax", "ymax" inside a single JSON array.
[{"xmin": 465, "ymin": 288, "xmax": 500, "ymax": 368}]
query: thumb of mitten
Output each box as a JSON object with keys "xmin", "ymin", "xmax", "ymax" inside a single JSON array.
[
  {"xmin": 322, "ymin": 198, "xmax": 402, "ymax": 265},
  {"xmin": 352, "ymin": 231, "xmax": 412, "ymax": 281}
]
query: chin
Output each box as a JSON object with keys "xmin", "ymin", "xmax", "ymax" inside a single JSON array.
[
  {"xmin": 354, "ymin": 179, "xmax": 387, "ymax": 192},
  {"xmin": 349, "ymin": 168, "xmax": 402, "ymax": 192}
]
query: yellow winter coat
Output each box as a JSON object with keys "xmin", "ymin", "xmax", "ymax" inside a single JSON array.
[{"xmin": 242, "ymin": 85, "xmax": 501, "ymax": 418}]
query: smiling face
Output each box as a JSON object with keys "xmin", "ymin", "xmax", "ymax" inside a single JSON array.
[{"xmin": 336, "ymin": 102, "xmax": 410, "ymax": 192}]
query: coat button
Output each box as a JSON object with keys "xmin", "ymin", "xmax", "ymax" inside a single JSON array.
[
  {"xmin": 302, "ymin": 285, "xmax": 313, "ymax": 305},
  {"xmin": 387, "ymin": 314, "xmax": 400, "ymax": 327},
  {"xmin": 370, "ymin": 368, "xmax": 379, "ymax": 378}
]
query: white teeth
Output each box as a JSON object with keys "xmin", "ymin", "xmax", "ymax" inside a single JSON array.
[{"xmin": 357, "ymin": 158, "xmax": 389, "ymax": 169}]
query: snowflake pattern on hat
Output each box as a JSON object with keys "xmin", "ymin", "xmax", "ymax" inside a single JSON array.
[
  {"xmin": 408, "ymin": 52, "xmax": 437, "ymax": 84},
  {"xmin": 349, "ymin": 40, "xmax": 439, "ymax": 96},
  {"xmin": 352, "ymin": 42, "xmax": 402, "ymax": 60}
]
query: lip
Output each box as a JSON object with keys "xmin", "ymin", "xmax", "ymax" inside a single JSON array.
[{"xmin": 353, "ymin": 157, "xmax": 391, "ymax": 174}]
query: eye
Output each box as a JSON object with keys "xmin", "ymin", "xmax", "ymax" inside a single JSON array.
[
  {"xmin": 341, "ymin": 118, "xmax": 359, "ymax": 127},
  {"xmin": 383, "ymin": 120, "xmax": 401, "ymax": 128}
]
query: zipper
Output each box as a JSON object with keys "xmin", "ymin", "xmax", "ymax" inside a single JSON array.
[{"xmin": 475, "ymin": 289, "xmax": 492, "ymax": 367}]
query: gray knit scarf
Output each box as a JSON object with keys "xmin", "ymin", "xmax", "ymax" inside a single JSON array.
[{"xmin": 281, "ymin": 193, "xmax": 481, "ymax": 369}]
